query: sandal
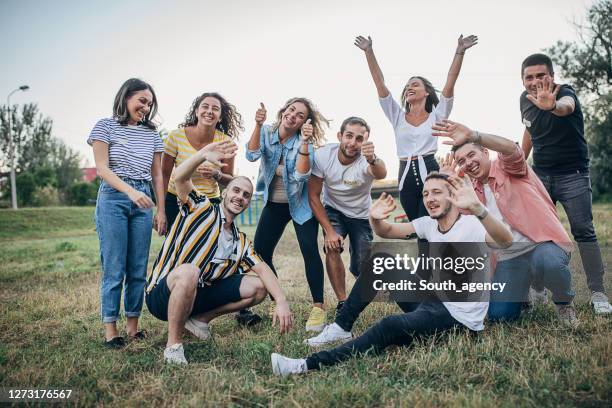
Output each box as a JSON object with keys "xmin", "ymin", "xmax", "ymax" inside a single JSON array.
[{"xmin": 104, "ymin": 336, "xmax": 126, "ymax": 348}]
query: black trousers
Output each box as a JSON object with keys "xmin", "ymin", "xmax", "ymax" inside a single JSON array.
[
  {"xmin": 398, "ymin": 155, "xmax": 439, "ymax": 221},
  {"xmin": 253, "ymin": 202, "xmax": 324, "ymax": 303}
]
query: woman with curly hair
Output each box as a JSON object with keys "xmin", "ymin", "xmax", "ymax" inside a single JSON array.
[
  {"xmin": 162, "ymin": 92, "xmax": 243, "ymax": 228},
  {"xmin": 246, "ymin": 97, "xmax": 330, "ymax": 332},
  {"xmin": 354, "ymin": 34, "xmax": 477, "ymax": 220}
]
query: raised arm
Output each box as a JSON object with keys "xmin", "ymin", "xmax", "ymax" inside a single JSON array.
[
  {"xmin": 361, "ymin": 134, "xmax": 387, "ymax": 179},
  {"xmin": 521, "ymin": 128, "xmax": 532, "ymax": 159},
  {"xmin": 441, "ymin": 34, "xmax": 478, "ymax": 98},
  {"xmin": 354, "ymin": 35, "xmax": 390, "ymax": 98},
  {"xmin": 174, "ymin": 140, "xmax": 238, "ymax": 202},
  {"xmin": 247, "ymin": 103, "xmax": 266, "ymax": 155},
  {"xmin": 526, "ymin": 78, "xmax": 575, "ymax": 117},
  {"xmin": 432, "ymin": 119, "xmax": 516, "ymax": 155},
  {"xmin": 369, "ymin": 192, "xmax": 416, "ymax": 239}
]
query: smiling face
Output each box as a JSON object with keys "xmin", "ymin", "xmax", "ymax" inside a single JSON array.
[
  {"xmin": 453, "ymin": 143, "xmax": 491, "ymax": 181},
  {"xmin": 126, "ymin": 90, "xmax": 153, "ymax": 125},
  {"xmin": 337, "ymin": 123, "xmax": 368, "ymax": 160},
  {"xmin": 222, "ymin": 177, "xmax": 253, "ymax": 216},
  {"xmin": 522, "ymin": 64, "xmax": 554, "ymax": 97},
  {"xmin": 422, "ymin": 178, "xmax": 453, "ymax": 220},
  {"xmin": 196, "ymin": 96, "xmax": 222, "ymax": 127},
  {"xmin": 280, "ymin": 102, "xmax": 309, "ymax": 132},
  {"xmin": 403, "ymin": 77, "xmax": 429, "ymax": 105}
]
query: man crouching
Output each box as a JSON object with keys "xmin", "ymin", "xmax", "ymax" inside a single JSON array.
[{"xmin": 146, "ymin": 140, "xmax": 293, "ymax": 364}]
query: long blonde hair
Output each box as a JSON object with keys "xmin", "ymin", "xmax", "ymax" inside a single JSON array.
[{"xmin": 272, "ymin": 97, "xmax": 329, "ymax": 147}]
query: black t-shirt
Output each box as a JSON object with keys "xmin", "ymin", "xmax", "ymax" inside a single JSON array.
[{"xmin": 520, "ymin": 84, "xmax": 589, "ymax": 175}]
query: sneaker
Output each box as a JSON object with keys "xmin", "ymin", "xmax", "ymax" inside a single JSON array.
[
  {"xmin": 164, "ymin": 343, "xmax": 188, "ymax": 365},
  {"xmin": 235, "ymin": 309, "xmax": 263, "ymax": 327},
  {"xmin": 185, "ymin": 318, "xmax": 211, "ymax": 340},
  {"xmin": 528, "ymin": 287, "xmax": 549, "ymax": 307},
  {"xmin": 591, "ymin": 292, "xmax": 612, "ymax": 315},
  {"xmin": 555, "ymin": 303, "xmax": 579, "ymax": 328},
  {"xmin": 305, "ymin": 306, "xmax": 326, "ymax": 332},
  {"xmin": 305, "ymin": 323, "xmax": 352, "ymax": 347},
  {"xmin": 271, "ymin": 353, "xmax": 307, "ymax": 377}
]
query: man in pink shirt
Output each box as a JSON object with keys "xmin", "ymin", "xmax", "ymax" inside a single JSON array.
[{"xmin": 432, "ymin": 119, "xmax": 577, "ymax": 327}]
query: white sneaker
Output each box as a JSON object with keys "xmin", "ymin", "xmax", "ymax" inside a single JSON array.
[
  {"xmin": 304, "ymin": 323, "xmax": 352, "ymax": 347},
  {"xmin": 185, "ymin": 318, "xmax": 211, "ymax": 340},
  {"xmin": 164, "ymin": 343, "xmax": 188, "ymax": 365},
  {"xmin": 271, "ymin": 353, "xmax": 307, "ymax": 377},
  {"xmin": 591, "ymin": 292, "xmax": 612, "ymax": 314}
]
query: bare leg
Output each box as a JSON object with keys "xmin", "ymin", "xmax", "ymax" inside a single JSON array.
[
  {"xmin": 166, "ymin": 264, "xmax": 200, "ymax": 347},
  {"xmin": 104, "ymin": 322, "xmax": 120, "ymax": 341},
  {"xmin": 126, "ymin": 317, "xmax": 139, "ymax": 337},
  {"xmin": 326, "ymin": 250, "xmax": 347, "ymax": 302}
]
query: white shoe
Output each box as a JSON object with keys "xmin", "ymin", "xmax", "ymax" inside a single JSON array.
[
  {"xmin": 271, "ymin": 353, "xmax": 307, "ymax": 377},
  {"xmin": 305, "ymin": 323, "xmax": 352, "ymax": 347},
  {"xmin": 185, "ymin": 318, "xmax": 211, "ymax": 340},
  {"xmin": 164, "ymin": 343, "xmax": 188, "ymax": 365},
  {"xmin": 591, "ymin": 292, "xmax": 612, "ymax": 314}
]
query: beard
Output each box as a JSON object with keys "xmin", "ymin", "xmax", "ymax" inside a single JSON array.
[
  {"xmin": 429, "ymin": 201, "xmax": 452, "ymax": 220},
  {"xmin": 340, "ymin": 145, "xmax": 359, "ymax": 159}
]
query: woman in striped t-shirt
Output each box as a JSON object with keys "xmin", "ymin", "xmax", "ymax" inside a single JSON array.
[
  {"xmin": 161, "ymin": 92, "xmax": 243, "ymax": 228},
  {"xmin": 88, "ymin": 78, "xmax": 166, "ymax": 348}
]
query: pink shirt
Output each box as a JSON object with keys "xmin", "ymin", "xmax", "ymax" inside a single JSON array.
[{"xmin": 473, "ymin": 143, "xmax": 572, "ymax": 253}]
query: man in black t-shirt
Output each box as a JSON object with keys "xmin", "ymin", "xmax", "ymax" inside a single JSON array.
[{"xmin": 520, "ymin": 53, "xmax": 611, "ymax": 314}]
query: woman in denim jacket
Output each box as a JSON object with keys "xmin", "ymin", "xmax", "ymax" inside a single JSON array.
[
  {"xmin": 246, "ymin": 97, "xmax": 329, "ymax": 332},
  {"xmin": 88, "ymin": 78, "xmax": 166, "ymax": 347}
]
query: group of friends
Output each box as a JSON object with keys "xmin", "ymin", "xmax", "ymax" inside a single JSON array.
[{"xmin": 88, "ymin": 35, "xmax": 611, "ymax": 374}]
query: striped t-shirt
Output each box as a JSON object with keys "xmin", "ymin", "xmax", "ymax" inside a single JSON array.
[
  {"xmin": 165, "ymin": 128, "xmax": 230, "ymax": 198},
  {"xmin": 146, "ymin": 191, "xmax": 262, "ymax": 292},
  {"xmin": 87, "ymin": 118, "xmax": 164, "ymax": 181}
]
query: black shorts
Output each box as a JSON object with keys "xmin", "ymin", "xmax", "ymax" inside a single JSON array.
[{"xmin": 146, "ymin": 273, "xmax": 244, "ymax": 321}]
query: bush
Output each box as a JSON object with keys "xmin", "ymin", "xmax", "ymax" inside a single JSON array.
[
  {"xmin": 66, "ymin": 182, "xmax": 98, "ymax": 206},
  {"xmin": 32, "ymin": 186, "xmax": 60, "ymax": 207}
]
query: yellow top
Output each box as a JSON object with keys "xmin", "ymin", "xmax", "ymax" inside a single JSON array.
[{"xmin": 164, "ymin": 128, "xmax": 230, "ymax": 197}]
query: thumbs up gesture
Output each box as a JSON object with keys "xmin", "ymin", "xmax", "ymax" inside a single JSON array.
[
  {"xmin": 301, "ymin": 118, "xmax": 313, "ymax": 142},
  {"xmin": 255, "ymin": 102, "xmax": 267, "ymax": 125}
]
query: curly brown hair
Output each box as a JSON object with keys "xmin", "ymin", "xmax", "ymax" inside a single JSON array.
[
  {"xmin": 271, "ymin": 97, "xmax": 329, "ymax": 147},
  {"xmin": 179, "ymin": 92, "xmax": 244, "ymax": 139}
]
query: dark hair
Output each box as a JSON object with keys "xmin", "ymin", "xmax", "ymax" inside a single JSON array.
[
  {"xmin": 451, "ymin": 141, "xmax": 485, "ymax": 153},
  {"xmin": 424, "ymin": 171, "xmax": 450, "ymax": 183},
  {"xmin": 180, "ymin": 92, "xmax": 244, "ymax": 139},
  {"xmin": 401, "ymin": 76, "xmax": 439, "ymax": 113},
  {"xmin": 272, "ymin": 97, "xmax": 330, "ymax": 147},
  {"xmin": 340, "ymin": 116, "xmax": 370, "ymax": 134},
  {"xmin": 113, "ymin": 78, "xmax": 158, "ymax": 130},
  {"xmin": 521, "ymin": 53, "xmax": 554, "ymax": 77}
]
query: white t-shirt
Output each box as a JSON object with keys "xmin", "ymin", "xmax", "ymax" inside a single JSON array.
[
  {"xmin": 212, "ymin": 207, "xmax": 236, "ymax": 263},
  {"xmin": 379, "ymin": 93, "xmax": 453, "ymax": 159},
  {"xmin": 312, "ymin": 143, "xmax": 374, "ymax": 219},
  {"xmin": 411, "ymin": 214, "xmax": 488, "ymax": 331},
  {"xmin": 483, "ymin": 185, "xmax": 537, "ymax": 261}
]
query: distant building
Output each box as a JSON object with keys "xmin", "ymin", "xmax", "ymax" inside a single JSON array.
[{"xmin": 81, "ymin": 167, "xmax": 97, "ymax": 183}]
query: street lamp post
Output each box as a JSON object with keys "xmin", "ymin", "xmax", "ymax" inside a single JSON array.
[{"xmin": 6, "ymin": 85, "xmax": 29, "ymax": 210}]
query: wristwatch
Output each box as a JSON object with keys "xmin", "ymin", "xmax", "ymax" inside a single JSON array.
[
  {"xmin": 213, "ymin": 170, "xmax": 222, "ymax": 181},
  {"xmin": 475, "ymin": 205, "xmax": 488, "ymax": 220},
  {"xmin": 367, "ymin": 154, "xmax": 378, "ymax": 165}
]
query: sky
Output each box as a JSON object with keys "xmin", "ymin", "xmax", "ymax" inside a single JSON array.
[{"xmin": 0, "ymin": 0, "xmax": 594, "ymax": 180}]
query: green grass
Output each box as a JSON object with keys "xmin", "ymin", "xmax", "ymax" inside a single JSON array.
[{"xmin": 0, "ymin": 206, "xmax": 610, "ymax": 407}]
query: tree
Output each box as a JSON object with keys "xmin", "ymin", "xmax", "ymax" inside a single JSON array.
[
  {"xmin": 0, "ymin": 103, "xmax": 84, "ymax": 205},
  {"xmin": 546, "ymin": 0, "xmax": 612, "ymax": 199}
]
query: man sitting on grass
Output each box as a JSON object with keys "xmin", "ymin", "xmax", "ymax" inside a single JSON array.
[
  {"xmin": 271, "ymin": 172, "xmax": 512, "ymax": 376},
  {"xmin": 431, "ymin": 119, "xmax": 578, "ymax": 326},
  {"xmin": 145, "ymin": 140, "xmax": 293, "ymax": 365}
]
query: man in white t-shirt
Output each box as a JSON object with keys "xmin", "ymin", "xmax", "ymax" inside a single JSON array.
[
  {"xmin": 272, "ymin": 172, "xmax": 512, "ymax": 376},
  {"xmin": 308, "ymin": 117, "xmax": 387, "ymax": 313}
]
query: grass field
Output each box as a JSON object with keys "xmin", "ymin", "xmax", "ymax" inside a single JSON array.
[{"xmin": 0, "ymin": 205, "xmax": 611, "ymax": 407}]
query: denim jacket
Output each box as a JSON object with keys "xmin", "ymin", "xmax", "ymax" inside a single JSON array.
[{"xmin": 245, "ymin": 124, "xmax": 314, "ymax": 224}]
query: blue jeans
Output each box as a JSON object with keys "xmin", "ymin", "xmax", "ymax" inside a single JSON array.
[
  {"xmin": 534, "ymin": 169, "xmax": 605, "ymax": 293},
  {"xmin": 324, "ymin": 206, "xmax": 373, "ymax": 277},
  {"xmin": 488, "ymin": 242, "xmax": 575, "ymax": 322},
  {"xmin": 95, "ymin": 179, "xmax": 153, "ymax": 323}
]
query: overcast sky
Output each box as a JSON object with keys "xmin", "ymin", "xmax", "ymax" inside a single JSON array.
[{"xmin": 0, "ymin": 0, "xmax": 593, "ymax": 179}]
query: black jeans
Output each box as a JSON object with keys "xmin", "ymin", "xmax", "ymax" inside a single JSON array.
[
  {"xmin": 306, "ymin": 302, "xmax": 460, "ymax": 370},
  {"xmin": 534, "ymin": 170, "xmax": 605, "ymax": 293},
  {"xmin": 254, "ymin": 202, "xmax": 324, "ymax": 303},
  {"xmin": 398, "ymin": 155, "xmax": 439, "ymax": 221}
]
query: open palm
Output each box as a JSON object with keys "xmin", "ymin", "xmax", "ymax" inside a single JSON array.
[
  {"xmin": 354, "ymin": 35, "xmax": 373, "ymax": 51},
  {"xmin": 457, "ymin": 34, "xmax": 478, "ymax": 52}
]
